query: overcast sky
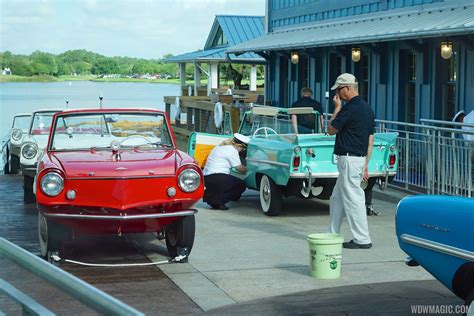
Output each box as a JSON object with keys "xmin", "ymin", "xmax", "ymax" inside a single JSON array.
[{"xmin": 0, "ymin": 0, "xmax": 265, "ymax": 59}]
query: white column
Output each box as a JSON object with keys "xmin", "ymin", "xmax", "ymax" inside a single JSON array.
[
  {"xmin": 250, "ymin": 64, "xmax": 257, "ymax": 91},
  {"xmin": 208, "ymin": 62, "xmax": 219, "ymax": 96},
  {"xmin": 194, "ymin": 63, "xmax": 201, "ymax": 96},
  {"xmin": 179, "ymin": 63, "xmax": 186, "ymax": 95}
]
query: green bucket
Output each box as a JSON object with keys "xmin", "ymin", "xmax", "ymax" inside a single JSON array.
[{"xmin": 307, "ymin": 233, "xmax": 344, "ymax": 279}]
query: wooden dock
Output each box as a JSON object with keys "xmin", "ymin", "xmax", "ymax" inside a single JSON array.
[{"xmin": 0, "ymin": 175, "xmax": 202, "ymax": 314}]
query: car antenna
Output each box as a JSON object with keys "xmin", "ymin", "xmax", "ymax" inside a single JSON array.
[
  {"xmin": 99, "ymin": 92, "xmax": 103, "ymax": 109},
  {"xmin": 66, "ymin": 100, "xmax": 69, "ymax": 109}
]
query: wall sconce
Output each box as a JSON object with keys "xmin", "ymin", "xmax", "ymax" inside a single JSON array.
[
  {"xmin": 440, "ymin": 41, "xmax": 453, "ymax": 59},
  {"xmin": 351, "ymin": 47, "xmax": 361, "ymax": 62},
  {"xmin": 290, "ymin": 51, "xmax": 299, "ymax": 64}
]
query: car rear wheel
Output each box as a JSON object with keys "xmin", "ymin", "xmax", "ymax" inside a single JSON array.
[
  {"xmin": 38, "ymin": 212, "xmax": 63, "ymax": 262},
  {"xmin": 259, "ymin": 175, "xmax": 282, "ymax": 216},
  {"xmin": 165, "ymin": 215, "xmax": 195, "ymax": 257},
  {"xmin": 10, "ymin": 155, "xmax": 20, "ymax": 174}
]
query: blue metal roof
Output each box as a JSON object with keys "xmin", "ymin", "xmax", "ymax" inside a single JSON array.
[
  {"xmin": 206, "ymin": 15, "xmax": 265, "ymax": 48},
  {"xmin": 228, "ymin": 2, "xmax": 474, "ymax": 53},
  {"xmin": 164, "ymin": 15, "xmax": 265, "ymax": 63}
]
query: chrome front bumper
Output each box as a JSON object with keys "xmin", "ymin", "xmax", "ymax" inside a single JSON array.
[{"xmin": 44, "ymin": 209, "xmax": 198, "ymax": 220}]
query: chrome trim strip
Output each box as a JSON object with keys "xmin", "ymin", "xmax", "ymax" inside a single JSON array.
[
  {"xmin": 246, "ymin": 158, "xmax": 289, "ymax": 168},
  {"xmin": 290, "ymin": 172, "xmax": 397, "ymax": 179},
  {"xmin": 45, "ymin": 209, "xmax": 197, "ymax": 220},
  {"xmin": 291, "ymin": 172, "xmax": 338, "ymax": 178},
  {"xmin": 68, "ymin": 175, "xmax": 174, "ymax": 180},
  {"xmin": 400, "ymin": 234, "xmax": 474, "ymax": 262}
]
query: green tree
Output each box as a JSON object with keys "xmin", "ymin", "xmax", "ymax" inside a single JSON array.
[
  {"xmin": 31, "ymin": 62, "xmax": 50, "ymax": 75},
  {"xmin": 30, "ymin": 51, "xmax": 58, "ymax": 75},
  {"xmin": 57, "ymin": 61, "xmax": 73, "ymax": 75},
  {"xmin": 131, "ymin": 60, "xmax": 148, "ymax": 74},
  {"xmin": 72, "ymin": 61, "xmax": 92, "ymax": 74},
  {"xmin": 91, "ymin": 58, "xmax": 120, "ymax": 75},
  {"xmin": 9, "ymin": 57, "xmax": 33, "ymax": 76},
  {"xmin": 0, "ymin": 51, "xmax": 13, "ymax": 69}
]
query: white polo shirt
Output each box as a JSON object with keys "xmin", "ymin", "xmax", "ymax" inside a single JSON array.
[{"xmin": 203, "ymin": 145, "xmax": 241, "ymax": 176}]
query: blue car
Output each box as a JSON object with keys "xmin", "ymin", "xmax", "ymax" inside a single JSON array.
[{"xmin": 396, "ymin": 195, "xmax": 474, "ymax": 309}]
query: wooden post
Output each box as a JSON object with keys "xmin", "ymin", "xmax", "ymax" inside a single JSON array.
[
  {"xmin": 194, "ymin": 63, "xmax": 201, "ymax": 96},
  {"xmin": 230, "ymin": 106, "xmax": 240, "ymax": 133},
  {"xmin": 210, "ymin": 63, "xmax": 219, "ymax": 94},
  {"xmin": 165, "ymin": 103, "xmax": 171, "ymax": 120},
  {"xmin": 179, "ymin": 63, "xmax": 186, "ymax": 95},
  {"xmin": 250, "ymin": 64, "xmax": 257, "ymax": 91}
]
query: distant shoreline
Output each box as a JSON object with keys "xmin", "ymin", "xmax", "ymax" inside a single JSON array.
[{"xmin": 0, "ymin": 74, "xmax": 185, "ymax": 84}]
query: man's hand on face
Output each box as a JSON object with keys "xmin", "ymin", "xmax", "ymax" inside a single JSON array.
[{"xmin": 333, "ymin": 94, "xmax": 342, "ymax": 111}]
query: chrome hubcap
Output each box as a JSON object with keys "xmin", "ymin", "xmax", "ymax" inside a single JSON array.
[{"xmin": 263, "ymin": 183, "xmax": 270, "ymax": 202}]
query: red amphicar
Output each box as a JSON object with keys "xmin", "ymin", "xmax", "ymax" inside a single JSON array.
[{"xmin": 35, "ymin": 108, "xmax": 203, "ymax": 261}]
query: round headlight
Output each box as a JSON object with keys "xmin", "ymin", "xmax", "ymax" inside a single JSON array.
[
  {"xmin": 11, "ymin": 129, "xmax": 23, "ymax": 141},
  {"xmin": 40, "ymin": 172, "xmax": 64, "ymax": 197},
  {"xmin": 22, "ymin": 142, "xmax": 38, "ymax": 159},
  {"xmin": 178, "ymin": 169, "xmax": 201, "ymax": 193}
]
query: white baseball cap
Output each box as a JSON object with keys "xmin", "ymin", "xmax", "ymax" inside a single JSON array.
[
  {"xmin": 331, "ymin": 73, "xmax": 358, "ymax": 90},
  {"xmin": 452, "ymin": 110, "xmax": 465, "ymax": 122},
  {"xmin": 233, "ymin": 133, "xmax": 250, "ymax": 146}
]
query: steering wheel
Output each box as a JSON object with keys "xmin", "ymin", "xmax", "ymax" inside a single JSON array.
[
  {"xmin": 119, "ymin": 135, "xmax": 153, "ymax": 146},
  {"xmin": 252, "ymin": 127, "xmax": 278, "ymax": 138}
]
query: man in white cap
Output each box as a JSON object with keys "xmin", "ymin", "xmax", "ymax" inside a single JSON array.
[
  {"xmin": 327, "ymin": 73, "xmax": 375, "ymax": 249},
  {"xmin": 453, "ymin": 110, "xmax": 474, "ymax": 141},
  {"xmin": 202, "ymin": 133, "xmax": 249, "ymax": 210}
]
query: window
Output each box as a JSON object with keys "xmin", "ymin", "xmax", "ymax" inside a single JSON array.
[
  {"xmin": 298, "ymin": 55, "xmax": 309, "ymax": 91},
  {"xmin": 211, "ymin": 27, "xmax": 227, "ymax": 47},
  {"xmin": 442, "ymin": 53, "xmax": 456, "ymax": 120},
  {"xmin": 279, "ymin": 56, "xmax": 289, "ymax": 107},
  {"xmin": 406, "ymin": 52, "xmax": 416, "ymax": 124},
  {"xmin": 354, "ymin": 54, "xmax": 369, "ymax": 102}
]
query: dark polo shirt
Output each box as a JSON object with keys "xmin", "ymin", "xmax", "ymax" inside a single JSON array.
[
  {"xmin": 291, "ymin": 97, "xmax": 323, "ymax": 133},
  {"xmin": 330, "ymin": 96, "xmax": 375, "ymax": 156}
]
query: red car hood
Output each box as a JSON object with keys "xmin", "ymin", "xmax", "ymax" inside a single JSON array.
[{"xmin": 52, "ymin": 150, "xmax": 176, "ymax": 178}]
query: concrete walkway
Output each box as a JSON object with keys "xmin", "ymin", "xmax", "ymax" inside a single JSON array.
[{"xmin": 134, "ymin": 189, "xmax": 462, "ymax": 313}]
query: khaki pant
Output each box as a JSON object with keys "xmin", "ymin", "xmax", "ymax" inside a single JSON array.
[{"xmin": 329, "ymin": 155, "xmax": 372, "ymax": 244}]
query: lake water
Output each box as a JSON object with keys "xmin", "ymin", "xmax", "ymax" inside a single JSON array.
[{"xmin": 0, "ymin": 81, "xmax": 180, "ymax": 138}]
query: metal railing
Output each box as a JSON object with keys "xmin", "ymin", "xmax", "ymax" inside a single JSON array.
[
  {"xmin": 169, "ymin": 104, "xmax": 473, "ymax": 198},
  {"xmin": 376, "ymin": 119, "xmax": 473, "ymax": 197},
  {"xmin": 0, "ymin": 238, "xmax": 144, "ymax": 315}
]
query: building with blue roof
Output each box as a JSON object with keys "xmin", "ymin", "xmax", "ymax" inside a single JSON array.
[
  {"xmin": 228, "ymin": 0, "xmax": 474, "ymax": 122},
  {"xmin": 165, "ymin": 15, "xmax": 265, "ymax": 96}
]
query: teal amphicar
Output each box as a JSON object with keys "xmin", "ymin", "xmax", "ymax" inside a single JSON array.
[
  {"xmin": 189, "ymin": 106, "xmax": 398, "ymax": 216},
  {"xmin": 396, "ymin": 195, "xmax": 474, "ymax": 308}
]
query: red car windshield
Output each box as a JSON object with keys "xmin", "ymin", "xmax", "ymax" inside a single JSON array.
[{"xmin": 50, "ymin": 112, "xmax": 173, "ymax": 151}]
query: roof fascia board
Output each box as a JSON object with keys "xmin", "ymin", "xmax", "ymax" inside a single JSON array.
[
  {"xmin": 230, "ymin": 26, "xmax": 474, "ymax": 54},
  {"xmin": 204, "ymin": 17, "xmax": 221, "ymax": 50}
]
